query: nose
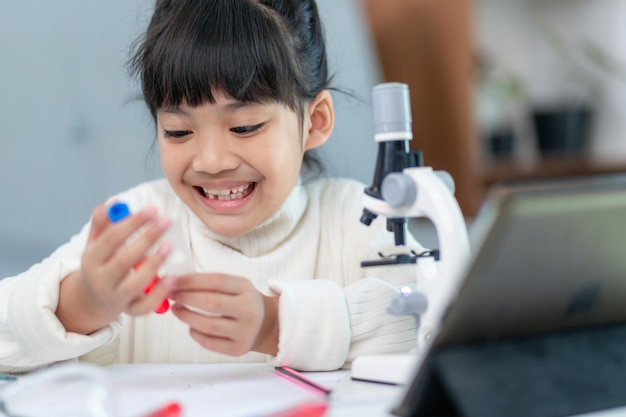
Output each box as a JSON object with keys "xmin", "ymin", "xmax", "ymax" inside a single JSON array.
[{"xmin": 191, "ymin": 133, "xmax": 240, "ymax": 174}]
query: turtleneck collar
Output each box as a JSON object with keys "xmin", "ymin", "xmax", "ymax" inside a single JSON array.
[{"xmin": 185, "ymin": 182, "xmax": 309, "ymax": 258}]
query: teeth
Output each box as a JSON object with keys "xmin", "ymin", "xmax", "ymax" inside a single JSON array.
[{"xmin": 202, "ymin": 183, "xmax": 251, "ymax": 201}]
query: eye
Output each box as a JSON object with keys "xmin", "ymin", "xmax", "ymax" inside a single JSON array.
[
  {"xmin": 230, "ymin": 123, "xmax": 264, "ymax": 136},
  {"xmin": 163, "ymin": 130, "xmax": 192, "ymax": 141}
]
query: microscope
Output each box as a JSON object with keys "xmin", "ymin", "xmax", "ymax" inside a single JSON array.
[{"xmin": 352, "ymin": 83, "xmax": 471, "ymax": 384}]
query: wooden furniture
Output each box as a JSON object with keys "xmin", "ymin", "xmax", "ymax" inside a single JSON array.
[{"xmin": 362, "ymin": 0, "xmax": 481, "ymax": 216}]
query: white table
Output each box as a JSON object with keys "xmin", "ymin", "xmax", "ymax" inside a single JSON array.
[
  {"xmin": 2, "ymin": 363, "xmax": 626, "ymax": 417},
  {"xmin": 107, "ymin": 363, "xmax": 402, "ymax": 417}
]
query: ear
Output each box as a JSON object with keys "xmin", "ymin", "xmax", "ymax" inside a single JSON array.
[{"xmin": 303, "ymin": 90, "xmax": 334, "ymax": 150}]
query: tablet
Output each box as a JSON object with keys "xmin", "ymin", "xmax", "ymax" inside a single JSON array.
[
  {"xmin": 393, "ymin": 173, "xmax": 626, "ymax": 416},
  {"xmin": 436, "ymin": 173, "xmax": 626, "ymax": 345}
]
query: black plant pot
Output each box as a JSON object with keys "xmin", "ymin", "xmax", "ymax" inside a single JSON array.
[
  {"xmin": 533, "ymin": 107, "xmax": 592, "ymax": 156},
  {"xmin": 486, "ymin": 128, "xmax": 514, "ymax": 159}
]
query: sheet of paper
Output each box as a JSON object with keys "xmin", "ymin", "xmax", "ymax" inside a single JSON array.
[{"xmin": 107, "ymin": 363, "xmax": 345, "ymax": 417}]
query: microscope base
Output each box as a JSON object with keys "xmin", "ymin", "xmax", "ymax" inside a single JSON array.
[{"xmin": 350, "ymin": 353, "xmax": 419, "ymax": 385}]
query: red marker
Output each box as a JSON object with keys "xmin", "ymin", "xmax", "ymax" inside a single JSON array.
[
  {"xmin": 269, "ymin": 403, "xmax": 327, "ymax": 417},
  {"xmin": 107, "ymin": 202, "xmax": 170, "ymax": 314},
  {"xmin": 140, "ymin": 402, "xmax": 182, "ymax": 417}
]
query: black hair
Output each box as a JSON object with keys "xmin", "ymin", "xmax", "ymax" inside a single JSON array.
[{"xmin": 128, "ymin": 0, "xmax": 332, "ymax": 177}]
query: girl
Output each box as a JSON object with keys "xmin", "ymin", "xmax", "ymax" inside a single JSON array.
[{"xmin": 0, "ymin": 0, "xmax": 422, "ymax": 373}]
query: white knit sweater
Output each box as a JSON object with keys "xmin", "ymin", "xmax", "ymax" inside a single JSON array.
[{"xmin": 0, "ymin": 178, "xmax": 425, "ymax": 373}]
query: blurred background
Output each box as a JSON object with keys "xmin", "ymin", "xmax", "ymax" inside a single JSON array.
[{"xmin": 1, "ymin": 0, "xmax": 625, "ymax": 278}]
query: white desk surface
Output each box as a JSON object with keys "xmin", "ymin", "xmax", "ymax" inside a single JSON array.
[
  {"xmin": 108, "ymin": 363, "xmax": 626, "ymax": 417},
  {"xmin": 3, "ymin": 363, "xmax": 626, "ymax": 417},
  {"xmin": 107, "ymin": 363, "xmax": 402, "ymax": 417}
]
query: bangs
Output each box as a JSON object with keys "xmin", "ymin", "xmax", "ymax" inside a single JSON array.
[{"xmin": 135, "ymin": 1, "xmax": 302, "ymax": 115}]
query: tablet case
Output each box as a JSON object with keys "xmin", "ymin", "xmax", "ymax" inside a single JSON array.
[{"xmin": 393, "ymin": 321, "xmax": 626, "ymax": 417}]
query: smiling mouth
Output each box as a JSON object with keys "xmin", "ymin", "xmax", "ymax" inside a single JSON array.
[{"xmin": 195, "ymin": 182, "xmax": 256, "ymax": 201}]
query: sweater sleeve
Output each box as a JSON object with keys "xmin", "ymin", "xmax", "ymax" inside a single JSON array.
[
  {"xmin": 268, "ymin": 275, "xmax": 416, "ymax": 371},
  {"xmin": 0, "ymin": 225, "xmax": 120, "ymax": 373},
  {"xmin": 0, "ymin": 180, "xmax": 179, "ymax": 373},
  {"xmin": 268, "ymin": 279, "xmax": 350, "ymax": 370},
  {"xmin": 266, "ymin": 179, "xmax": 427, "ymax": 371}
]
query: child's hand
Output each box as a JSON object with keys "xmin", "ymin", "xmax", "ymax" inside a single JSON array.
[
  {"xmin": 56, "ymin": 204, "xmax": 173, "ymax": 334},
  {"xmin": 169, "ymin": 273, "xmax": 280, "ymax": 356}
]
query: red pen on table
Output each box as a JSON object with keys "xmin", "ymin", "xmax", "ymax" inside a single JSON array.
[
  {"xmin": 140, "ymin": 401, "xmax": 182, "ymax": 417},
  {"xmin": 268, "ymin": 402, "xmax": 327, "ymax": 417},
  {"xmin": 107, "ymin": 201, "xmax": 170, "ymax": 314}
]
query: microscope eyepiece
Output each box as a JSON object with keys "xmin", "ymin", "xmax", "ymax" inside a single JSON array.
[
  {"xmin": 372, "ymin": 83, "xmax": 412, "ymax": 140},
  {"xmin": 362, "ymin": 83, "xmax": 422, "ymax": 248},
  {"xmin": 365, "ymin": 83, "xmax": 420, "ymax": 202}
]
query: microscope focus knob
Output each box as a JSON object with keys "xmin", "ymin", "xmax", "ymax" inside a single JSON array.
[{"xmin": 382, "ymin": 173, "xmax": 416, "ymax": 208}]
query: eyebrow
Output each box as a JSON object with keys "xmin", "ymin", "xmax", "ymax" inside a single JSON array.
[{"xmin": 159, "ymin": 100, "xmax": 254, "ymax": 115}]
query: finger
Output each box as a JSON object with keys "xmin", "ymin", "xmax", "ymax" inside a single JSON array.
[
  {"xmin": 172, "ymin": 304, "xmax": 236, "ymax": 339},
  {"xmin": 81, "ymin": 205, "xmax": 118, "ymax": 281},
  {"xmin": 125, "ymin": 284, "xmax": 170, "ymax": 316},
  {"xmin": 124, "ymin": 271, "xmax": 179, "ymax": 316},
  {"xmin": 90, "ymin": 206, "xmax": 160, "ymax": 264},
  {"xmin": 87, "ymin": 205, "xmax": 111, "ymax": 243},
  {"xmin": 173, "ymin": 273, "xmax": 249, "ymax": 295},
  {"xmin": 188, "ymin": 328, "xmax": 250, "ymax": 356},
  {"xmin": 170, "ymin": 290, "xmax": 244, "ymax": 318},
  {"xmin": 115, "ymin": 242, "xmax": 173, "ymax": 295},
  {"xmin": 106, "ymin": 216, "xmax": 172, "ymax": 279}
]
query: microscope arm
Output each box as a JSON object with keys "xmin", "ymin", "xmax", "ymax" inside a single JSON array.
[{"xmin": 363, "ymin": 166, "xmax": 471, "ymax": 350}]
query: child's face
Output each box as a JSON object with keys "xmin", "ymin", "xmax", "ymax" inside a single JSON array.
[{"xmin": 156, "ymin": 94, "xmax": 308, "ymax": 237}]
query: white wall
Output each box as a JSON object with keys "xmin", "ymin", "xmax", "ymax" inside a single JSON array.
[
  {"xmin": 475, "ymin": 0, "xmax": 626, "ymax": 162},
  {"xmin": 0, "ymin": 1, "xmax": 382, "ymax": 278}
]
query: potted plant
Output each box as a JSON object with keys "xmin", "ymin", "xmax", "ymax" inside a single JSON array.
[
  {"xmin": 533, "ymin": 26, "xmax": 625, "ymax": 157},
  {"xmin": 475, "ymin": 53, "xmax": 526, "ymax": 160}
]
